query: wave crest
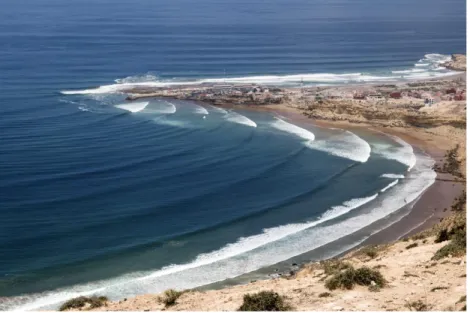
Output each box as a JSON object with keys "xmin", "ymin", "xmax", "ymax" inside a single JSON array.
[
  {"xmin": 224, "ymin": 112, "xmax": 257, "ymax": 128},
  {"xmin": 114, "ymin": 102, "xmax": 149, "ymax": 113},
  {"xmin": 307, "ymin": 130, "xmax": 371, "ymax": 163},
  {"xmin": 270, "ymin": 118, "xmax": 315, "ymax": 141}
]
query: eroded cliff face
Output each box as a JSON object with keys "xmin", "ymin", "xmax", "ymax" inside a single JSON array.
[{"xmin": 444, "ymin": 54, "xmax": 466, "ymax": 71}]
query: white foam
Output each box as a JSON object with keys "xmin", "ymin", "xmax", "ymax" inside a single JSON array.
[
  {"xmin": 381, "ymin": 173, "xmax": 405, "ymax": 179},
  {"xmin": 210, "ymin": 105, "xmax": 228, "ymax": 114},
  {"xmin": 144, "ymin": 101, "xmax": 177, "ymax": 114},
  {"xmin": 371, "ymin": 136, "xmax": 416, "ymax": 171},
  {"xmin": 115, "ymin": 74, "xmax": 159, "ymax": 84},
  {"xmin": 7, "ymin": 193, "xmax": 377, "ymax": 311},
  {"xmin": 153, "ymin": 117, "xmax": 189, "ymax": 128},
  {"xmin": 60, "ymin": 54, "xmax": 458, "ymax": 96},
  {"xmin": 114, "ymin": 102, "xmax": 149, "ymax": 113},
  {"xmin": 380, "ymin": 179, "xmax": 399, "ymax": 192},
  {"xmin": 8, "ymin": 151, "xmax": 437, "ymax": 312},
  {"xmin": 78, "ymin": 105, "xmax": 90, "ymax": 112},
  {"xmin": 325, "ymin": 194, "xmax": 378, "ymax": 220},
  {"xmin": 270, "ymin": 118, "xmax": 315, "ymax": 141},
  {"xmin": 392, "ymin": 69, "xmax": 426, "ymax": 74},
  {"xmin": 193, "ymin": 104, "xmax": 209, "ymax": 115},
  {"xmin": 224, "ymin": 112, "xmax": 257, "ymax": 128},
  {"xmin": 307, "ymin": 130, "xmax": 371, "ymax": 163}
]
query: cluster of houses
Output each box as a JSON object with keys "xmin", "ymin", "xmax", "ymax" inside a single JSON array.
[
  {"xmin": 320, "ymin": 87, "xmax": 468, "ymax": 106},
  {"xmin": 185, "ymin": 84, "xmax": 286, "ymax": 104}
]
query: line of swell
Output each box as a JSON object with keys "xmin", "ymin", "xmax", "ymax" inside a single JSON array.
[
  {"xmin": 5, "ymin": 130, "xmax": 255, "ymax": 198},
  {"xmin": 10, "ymin": 162, "xmax": 359, "ymax": 275},
  {"xmin": 0, "ymin": 112, "xmax": 131, "ymax": 143},
  {"xmin": 83, "ymin": 160, "xmax": 357, "ymax": 243}
]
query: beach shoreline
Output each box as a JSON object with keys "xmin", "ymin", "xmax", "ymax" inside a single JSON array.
[
  {"xmin": 82, "ymin": 92, "xmax": 466, "ymax": 311},
  {"xmin": 23, "ymin": 75, "xmax": 468, "ymax": 312},
  {"xmin": 198, "ymin": 100, "xmax": 465, "ymax": 257}
]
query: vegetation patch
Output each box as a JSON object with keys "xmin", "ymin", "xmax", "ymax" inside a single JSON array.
[
  {"xmin": 368, "ymin": 284, "xmax": 381, "ymax": 292},
  {"xmin": 238, "ymin": 291, "xmax": 291, "ymax": 311},
  {"xmin": 451, "ymin": 190, "xmax": 466, "ymax": 212},
  {"xmin": 325, "ymin": 266, "xmax": 385, "ymax": 291},
  {"xmin": 435, "ymin": 229, "xmax": 450, "ymax": 243},
  {"xmin": 434, "ymin": 145, "xmax": 463, "ymax": 177},
  {"xmin": 318, "ymin": 292, "xmax": 331, "ymax": 298},
  {"xmin": 403, "ymin": 271, "xmax": 419, "ymax": 278},
  {"xmin": 430, "ymin": 286, "xmax": 448, "ymax": 292},
  {"xmin": 432, "ymin": 223, "xmax": 466, "ymax": 260},
  {"xmin": 59, "ymin": 296, "xmax": 108, "ymax": 311},
  {"xmin": 405, "ymin": 243, "xmax": 418, "ymax": 249},
  {"xmin": 412, "ymin": 233, "xmax": 426, "ymax": 240},
  {"xmin": 352, "ymin": 245, "xmax": 385, "ymax": 259},
  {"xmin": 405, "ymin": 300, "xmax": 429, "ymax": 311},
  {"xmin": 159, "ymin": 289, "xmax": 185, "ymax": 307},
  {"xmin": 321, "ymin": 259, "xmax": 353, "ymax": 276},
  {"xmin": 457, "ymin": 296, "xmax": 466, "ymax": 304}
]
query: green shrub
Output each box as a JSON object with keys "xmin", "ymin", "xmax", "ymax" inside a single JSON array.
[
  {"xmin": 325, "ymin": 268, "xmax": 356, "ymax": 290},
  {"xmin": 321, "ymin": 260, "xmax": 353, "ymax": 276},
  {"xmin": 432, "ymin": 224, "xmax": 466, "ymax": 260},
  {"xmin": 457, "ymin": 295, "xmax": 466, "ymax": 304},
  {"xmin": 238, "ymin": 291, "xmax": 291, "ymax": 311},
  {"xmin": 353, "ymin": 267, "xmax": 386, "ymax": 287},
  {"xmin": 160, "ymin": 289, "xmax": 184, "ymax": 307},
  {"xmin": 325, "ymin": 266, "xmax": 385, "ymax": 291},
  {"xmin": 406, "ymin": 243, "xmax": 418, "ymax": 249},
  {"xmin": 435, "ymin": 229, "xmax": 450, "ymax": 243},
  {"xmin": 451, "ymin": 190, "xmax": 466, "ymax": 211},
  {"xmin": 59, "ymin": 296, "xmax": 108, "ymax": 311},
  {"xmin": 363, "ymin": 246, "xmax": 378, "ymax": 258},
  {"xmin": 405, "ymin": 300, "xmax": 428, "ymax": 311},
  {"xmin": 368, "ymin": 285, "xmax": 381, "ymax": 292},
  {"xmin": 432, "ymin": 242, "xmax": 464, "ymax": 260},
  {"xmin": 318, "ymin": 292, "xmax": 331, "ymax": 298},
  {"xmin": 412, "ymin": 234, "xmax": 426, "ymax": 240}
]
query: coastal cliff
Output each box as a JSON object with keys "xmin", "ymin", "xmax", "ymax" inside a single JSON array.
[{"xmin": 444, "ymin": 54, "xmax": 467, "ymax": 71}]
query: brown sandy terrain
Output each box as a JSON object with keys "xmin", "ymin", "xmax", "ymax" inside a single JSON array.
[
  {"xmin": 444, "ymin": 54, "xmax": 467, "ymax": 71},
  {"xmin": 86, "ymin": 235, "xmax": 465, "ymax": 311}
]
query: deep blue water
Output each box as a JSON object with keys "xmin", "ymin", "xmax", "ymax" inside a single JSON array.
[{"xmin": 0, "ymin": 0, "xmax": 464, "ymax": 310}]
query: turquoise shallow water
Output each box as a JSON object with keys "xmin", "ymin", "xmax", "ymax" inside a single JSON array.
[{"xmin": 0, "ymin": 0, "xmax": 463, "ymax": 310}]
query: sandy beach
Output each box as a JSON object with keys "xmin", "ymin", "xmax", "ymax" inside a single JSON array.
[
  {"xmin": 195, "ymin": 100, "xmax": 466, "ymax": 252},
  {"xmin": 54, "ymin": 73, "xmax": 468, "ymax": 312}
]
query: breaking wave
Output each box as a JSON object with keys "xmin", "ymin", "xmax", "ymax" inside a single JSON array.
[
  {"xmin": 381, "ymin": 173, "xmax": 405, "ymax": 179},
  {"xmin": 270, "ymin": 118, "xmax": 315, "ymax": 142},
  {"xmin": 210, "ymin": 105, "xmax": 228, "ymax": 114},
  {"xmin": 6, "ymin": 193, "xmax": 377, "ymax": 311},
  {"xmin": 7, "ymin": 150, "xmax": 435, "ymax": 311},
  {"xmin": 223, "ymin": 111, "xmax": 257, "ymax": 128},
  {"xmin": 60, "ymin": 54, "xmax": 457, "ymax": 95},
  {"xmin": 380, "ymin": 179, "xmax": 399, "ymax": 192},
  {"xmin": 307, "ymin": 130, "xmax": 371, "ymax": 163},
  {"xmin": 371, "ymin": 136, "xmax": 416, "ymax": 171},
  {"xmin": 193, "ymin": 104, "xmax": 209, "ymax": 115},
  {"xmin": 114, "ymin": 102, "xmax": 149, "ymax": 113}
]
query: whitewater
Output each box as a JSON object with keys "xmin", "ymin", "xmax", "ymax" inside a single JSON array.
[
  {"xmin": 8, "ymin": 149, "xmax": 435, "ymax": 311},
  {"xmin": 61, "ymin": 54, "xmax": 457, "ymax": 96}
]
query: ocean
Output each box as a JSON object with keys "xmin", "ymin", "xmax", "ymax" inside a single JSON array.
[{"xmin": 0, "ymin": 0, "xmax": 465, "ymax": 310}]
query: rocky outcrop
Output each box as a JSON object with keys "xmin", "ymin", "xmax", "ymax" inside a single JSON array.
[{"xmin": 444, "ymin": 54, "xmax": 466, "ymax": 71}]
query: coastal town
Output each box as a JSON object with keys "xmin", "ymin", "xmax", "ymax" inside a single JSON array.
[{"xmin": 123, "ymin": 56, "xmax": 467, "ymax": 131}]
